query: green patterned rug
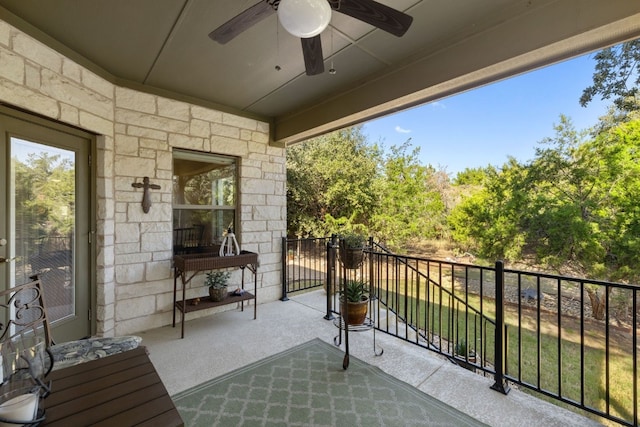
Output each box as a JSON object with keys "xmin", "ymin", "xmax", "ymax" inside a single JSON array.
[{"xmin": 172, "ymin": 338, "xmax": 487, "ymax": 426}]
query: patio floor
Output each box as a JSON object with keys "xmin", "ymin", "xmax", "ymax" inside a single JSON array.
[{"xmin": 140, "ymin": 289, "xmax": 602, "ymax": 427}]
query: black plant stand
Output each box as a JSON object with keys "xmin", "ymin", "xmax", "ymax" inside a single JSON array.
[{"xmin": 332, "ymin": 249, "xmax": 383, "ymax": 370}]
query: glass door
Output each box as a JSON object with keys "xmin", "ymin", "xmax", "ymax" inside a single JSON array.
[{"xmin": 0, "ymin": 108, "xmax": 93, "ymax": 342}]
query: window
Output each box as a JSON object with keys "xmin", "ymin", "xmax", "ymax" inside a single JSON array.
[{"xmin": 172, "ymin": 150, "xmax": 237, "ymax": 254}]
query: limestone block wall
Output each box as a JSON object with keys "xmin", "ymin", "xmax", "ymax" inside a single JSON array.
[{"xmin": 0, "ymin": 19, "xmax": 285, "ymax": 337}]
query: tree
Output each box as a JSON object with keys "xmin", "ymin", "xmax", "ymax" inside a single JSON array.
[
  {"xmin": 286, "ymin": 127, "xmax": 381, "ymax": 237},
  {"xmin": 526, "ymin": 115, "xmax": 605, "ymax": 271},
  {"xmin": 453, "ymin": 166, "xmax": 492, "ymax": 186},
  {"xmin": 448, "ymin": 159, "xmax": 528, "ymax": 260},
  {"xmin": 524, "ymin": 115, "xmax": 640, "ymax": 319},
  {"xmin": 13, "ymin": 151, "xmax": 75, "ymax": 262},
  {"xmin": 371, "ymin": 142, "xmax": 447, "ymax": 248},
  {"xmin": 580, "ymin": 40, "xmax": 640, "ymax": 112}
]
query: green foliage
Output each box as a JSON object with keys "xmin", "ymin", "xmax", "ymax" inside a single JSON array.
[
  {"xmin": 580, "ymin": 40, "xmax": 640, "ymax": 112},
  {"xmin": 286, "ymin": 128, "xmax": 452, "ymax": 248},
  {"xmin": 323, "ymin": 213, "xmax": 368, "ymax": 238},
  {"xmin": 453, "ymin": 166, "xmax": 492, "ymax": 186},
  {"xmin": 342, "ymin": 280, "xmax": 368, "ymax": 302},
  {"xmin": 371, "ymin": 142, "xmax": 449, "ymax": 248},
  {"xmin": 286, "ymin": 127, "xmax": 381, "ymax": 237},
  {"xmin": 448, "ymin": 159, "xmax": 528, "ymax": 260},
  {"xmin": 448, "ymin": 111, "xmax": 640, "ymax": 282},
  {"xmin": 205, "ymin": 271, "xmax": 230, "ymax": 289},
  {"xmin": 339, "ymin": 230, "xmax": 367, "ymax": 249},
  {"xmin": 454, "ymin": 339, "xmax": 474, "ymax": 357},
  {"xmin": 14, "ymin": 151, "xmax": 75, "ymax": 244}
]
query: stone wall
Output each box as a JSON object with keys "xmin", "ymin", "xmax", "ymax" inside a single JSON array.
[{"xmin": 0, "ymin": 19, "xmax": 285, "ymax": 336}]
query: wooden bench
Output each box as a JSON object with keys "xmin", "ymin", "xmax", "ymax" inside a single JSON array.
[{"xmin": 43, "ymin": 347, "xmax": 182, "ymax": 426}]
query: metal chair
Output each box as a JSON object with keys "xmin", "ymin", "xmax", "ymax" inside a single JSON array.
[
  {"xmin": 173, "ymin": 225, "xmax": 205, "ymax": 255},
  {"xmin": 0, "ymin": 276, "xmax": 141, "ymax": 371}
]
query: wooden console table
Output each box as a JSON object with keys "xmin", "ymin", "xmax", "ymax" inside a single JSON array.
[{"xmin": 172, "ymin": 250, "xmax": 258, "ymax": 338}]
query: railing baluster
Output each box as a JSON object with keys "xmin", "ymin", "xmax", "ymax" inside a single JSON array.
[
  {"xmin": 517, "ymin": 272, "xmax": 523, "ymax": 382},
  {"xmin": 415, "ymin": 259, "xmax": 421, "ymax": 345},
  {"xmin": 324, "ymin": 239, "xmax": 335, "ymax": 320},
  {"xmin": 281, "ymin": 236, "xmax": 288, "ymax": 301},
  {"xmin": 426, "ymin": 259, "xmax": 431, "ymax": 346},
  {"xmin": 491, "ymin": 260, "xmax": 510, "ymax": 394},
  {"xmin": 580, "ymin": 281, "xmax": 585, "ymax": 407},
  {"xmin": 605, "ymin": 283, "xmax": 610, "ymax": 416},
  {"xmin": 536, "ymin": 275, "xmax": 542, "ymax": 391},
  {"xmin": 404, "ymin": 257, "xmax": 409, "ymax": 340},
  {"xmin": 438, "ymin": 262, "xmax": 443, "ymax": 352},
  {"xmin": 557, "ymin": 277, "xmax": 562, "ymax": 398},
  {"xmin": 633, "ymin": 287, "xmax": 638, "ymax": 426},
  {"xmin": 480, "ymin": 268, "xmax": 485, "ymax": 370}
]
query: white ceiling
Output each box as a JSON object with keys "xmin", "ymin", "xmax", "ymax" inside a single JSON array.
[{"xmin": 0, "ymin": 0, "xmax": 639, "ymax": 145}]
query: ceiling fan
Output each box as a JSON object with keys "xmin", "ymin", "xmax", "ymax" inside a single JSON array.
[{"xmin": 209, "ymin": 0, "xmax": 413, "ymax": 76}]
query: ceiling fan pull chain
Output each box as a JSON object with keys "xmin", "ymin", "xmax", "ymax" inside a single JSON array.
[
  {"xmin": 329, "ymin": 27, "xmax": 336, "ymax": 75},
  {"xmin": 275, "ymin": 9, "xmax": 282, "ymax": 71}
]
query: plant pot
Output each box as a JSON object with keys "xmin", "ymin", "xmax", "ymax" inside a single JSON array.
[
  {"xmin": 209, "ymin": 287, "xmax": 228, "ymax": 302},
  {"xmin": 341, "ymin": 297, "xmax": 369, "ymax": 325},
  {"xmin": 339, "ymin": 246, "xmax": 364, "ymax": 269}
]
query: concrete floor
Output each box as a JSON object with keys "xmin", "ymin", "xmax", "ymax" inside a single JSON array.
[{"xmin": 140, "ymin": 289, "xmax": 603, "ymax": 427}]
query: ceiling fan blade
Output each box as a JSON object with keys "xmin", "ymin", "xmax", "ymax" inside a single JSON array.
[
  {"xmin": 334, "ymin": 0, "xmax": 413, "ymax": 37},
  {"xmin": 209, "ymin": 1, "xmax": 275, "ymax": 44},
  {"xmin": 301, "ymin": 36, "xmax": 324, "ymax": 76}
]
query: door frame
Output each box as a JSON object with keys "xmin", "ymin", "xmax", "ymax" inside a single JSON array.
[{"xmin": 0, "ymin": 104, "xmax": 97, "ymax": 339}]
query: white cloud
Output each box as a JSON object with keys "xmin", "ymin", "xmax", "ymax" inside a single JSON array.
[
  {"xmin": 394, "ymin": 126, "xmax": 411, "ymax": 134},
  {"xmin": 430, "ymin": 101, "xmax": 446, "ymax": 109}
]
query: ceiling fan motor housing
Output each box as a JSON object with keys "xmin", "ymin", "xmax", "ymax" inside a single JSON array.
[{"xmin": 277, "ymin": 0, "xmax": 332, "ymax": 38}]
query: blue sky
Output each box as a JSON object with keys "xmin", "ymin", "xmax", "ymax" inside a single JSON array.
[{"xmin": 362, "ymin": 53, "xmax": 610, "ymax": 177}]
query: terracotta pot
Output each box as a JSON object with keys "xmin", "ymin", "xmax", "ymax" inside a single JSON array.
[
  {"xmin": 209, "ymin": 287, "xmax": 228, "ymax": 302},
  {"xmin": 341, "ymin": 297, "xmax": 369, "ymax": 325}
]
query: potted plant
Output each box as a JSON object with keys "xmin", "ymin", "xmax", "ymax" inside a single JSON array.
[
  {"xmin": 205, "ymin": 271, "xmax": 231, "ymax": 302},
  {"xmin": 340, "ymin": 280, "xmax": 369, "ymax": 325},
  {"xmin": 454, "ymin": 339, "xmax": 477, "ymax": 371},
  {"xmin": 338, "ymin": 231, "xmax": 367, "ymax": 269}
]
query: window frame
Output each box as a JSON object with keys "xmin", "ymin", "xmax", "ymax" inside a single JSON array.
[{"xmin": 172, "ymin": 149, "xmax": 239, "ymax": 252}]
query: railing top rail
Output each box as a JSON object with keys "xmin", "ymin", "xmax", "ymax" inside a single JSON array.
[
  {"xmin": 370, "ymin": 240, "xmax": 639, "ymax": 291},
  {"xmin": 503, "ymin": 267, "xmax": 640, "ymax": 290}
]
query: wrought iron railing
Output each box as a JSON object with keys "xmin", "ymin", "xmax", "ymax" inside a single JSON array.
[
  {"xmin": 281, "ymin": 236, "xmax": 333, "ymax": 300},
  {"xmin": 282, "ymin": 236, "xmax": 639, "ymax": 427}
]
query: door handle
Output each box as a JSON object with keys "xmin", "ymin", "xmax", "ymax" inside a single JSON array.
[{"xmin": 0, "ymin": 257, "xmax": 15, "ymax": 263}]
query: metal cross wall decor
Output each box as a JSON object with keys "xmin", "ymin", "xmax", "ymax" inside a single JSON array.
[{"xmin": 131, "ymin": 177, "xmax": 161, "ymax": 213}]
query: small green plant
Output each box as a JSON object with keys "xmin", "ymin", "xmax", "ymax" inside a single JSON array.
[
  {"xmin": 340, "ymin": 231, "xmax": 367, "ymax": 249},
  {"xmin": 455, "ymin": 339, "xmax": 476, "ymax": 358},
  {"xmin": 205, "ymin": 271, "xmax": 230, "ymax": 289},
  {"xmin": 342, "ymin": 280, "xmax": 368, "ymax": 302},
  {"xmin": 455, "ymin": 340, "xmax": 468, "ymax": 356}
]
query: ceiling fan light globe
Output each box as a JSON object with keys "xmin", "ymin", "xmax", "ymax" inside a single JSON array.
[{"xmin": 278, "ymin": 0, "xmax": 331, "ymax": 38}]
